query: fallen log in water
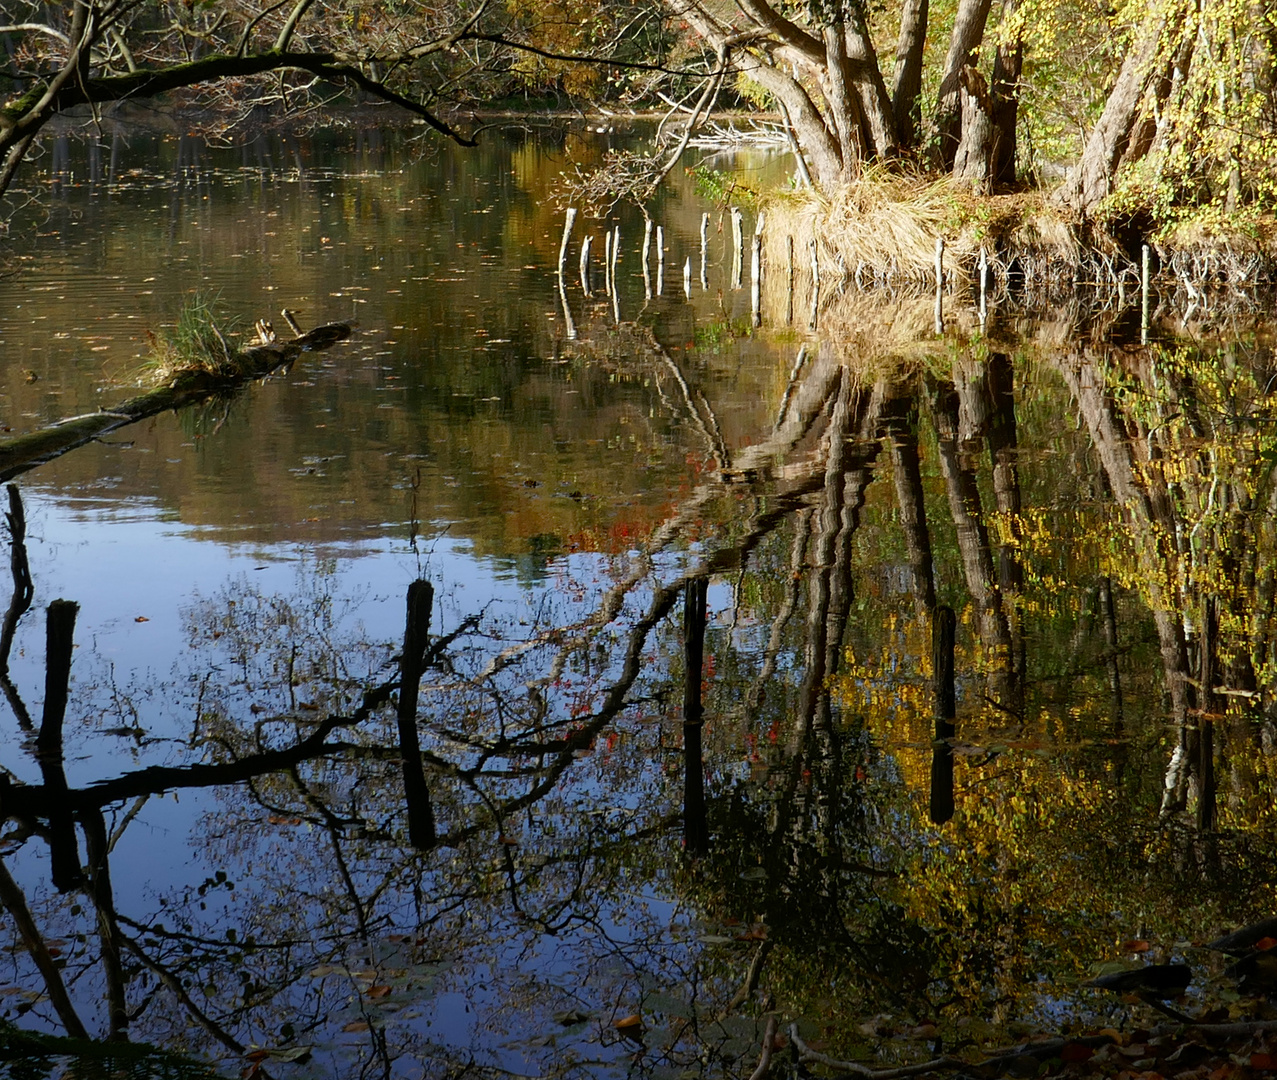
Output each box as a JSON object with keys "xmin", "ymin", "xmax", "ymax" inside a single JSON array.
[{"xmin": 0, "ymin": 320, "xmax": 353, "ymax": 482}]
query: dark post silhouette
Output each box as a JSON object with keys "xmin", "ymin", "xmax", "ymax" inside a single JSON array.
[
  {"xmin": 398, "ymin": 580, "xmax": 437, "ymax": 851},
  {"xmin": 38, "ymin": 599, "xmax": 81, "ymax": 890},
  {"xmin": 683, "ymin": 576, "xmax": 709, "ymax": 855}
]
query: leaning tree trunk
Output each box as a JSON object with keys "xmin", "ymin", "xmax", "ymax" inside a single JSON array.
[
  {"xmin": 743, "ymin": 57, "xmax": 846, "ymax": 188},
  {"xmin": 891, "ymin": 0, "xmax": 929, "ymax": 149},
  {"xmin": 935, "ymin": 0, "xmax": 994, "ymax": 169},
  {"xmin": 1052, "ymin": 10, "xmax": 1175, "ymax": 214}
]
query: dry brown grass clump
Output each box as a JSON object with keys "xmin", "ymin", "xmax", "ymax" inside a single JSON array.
[{"xmin": 764, "ymin": 172, "xmax": 1077, "ymax": 291}]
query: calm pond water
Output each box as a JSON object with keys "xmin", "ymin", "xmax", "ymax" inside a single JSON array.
[{"xmin": 0, "ymin": 122, "xmax": 1274, "ymax": 1079}]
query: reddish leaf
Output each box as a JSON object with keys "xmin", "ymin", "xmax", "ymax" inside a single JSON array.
[
  {"xmin": 1255, "ymin": 937, "xmax": 1277, "ymax": 952},
  {"xmin": 342, "ymin": 1021, "xmax": 370, "ymax": 1033},
  {"xmin": 1121, "ymin": 940, "xmax": 1151, "ymax": 953},
  {"xmin": 365, "ymin": 985, "xmax": 391, "ymax": 999},
  {"xmin": 1061, "ymin": 1043, "xmax": 1095, "ymax": 1063},
  {"xmin": 1251, "ymin": 1054, "xmax": 1277, "ymax": 1071}
]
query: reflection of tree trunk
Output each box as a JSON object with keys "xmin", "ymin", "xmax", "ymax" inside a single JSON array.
[
  {"xmin": 81, "ymin": 808, "xmax": 129, "ymax": 1039},
  {"xmin": 398, "ymin": 580, "xmax": 436, "ymax": 852},
  {"xmin": 985, "ymin": 353, "xmax": 1025, "ymax": 703},
  {"xmin": 1056, "ymin": 353, "xmax": 1192, "ymax": 729},
  {"xmin": 1196, "ymin": 596, "xmax": 1217, "ymax": 833},
  {"xmin": 683, "ymin": 577, "xmax": 709, "ymax": 856},
  {"xmin": 930, "ymin": 605, "xmax": 957, "ymax": 824},
  {"xmin": 932, "ymin": 382, "xmax": 1014, "ymax": 698},
  {"xmin": 1098, "ymin": 576, "xmax": 1124, "ymax": 733},
  {"xmin": 882, "ymin": 395, "xmax": 936, "ymax": 613}
]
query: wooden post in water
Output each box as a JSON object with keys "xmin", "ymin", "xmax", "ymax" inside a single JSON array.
[
  {"xmin": 700, "ymin": 212, "xmax": 709, "ymax": 289},
  {"xmin": 978, "ymin": 246, "xmax": 989, "ymax": 326},
  {"xmin": 809, "ymin": 236, "xmax": 820, "ymax": 330},
  {"xmin": 611, "ymin": 225, "xmax": 620, "ymax": 289},
  {"xmin": 730, "ymin": 207, "xmax": 744, "ymax": 289},
  {"xmin": 683, "ymin": 257, "xmax": 692, "ymax": 298},
  {"xmin": 39, "ymin": 599, "xmax": 81, "ymax": 890},
  {"xmin": 655, "ymin": 225, "xmax": 665, "ymax": 295},
  {"xmin": 1141, "ymin": 244, "xmax": 1151, "ymax": 344},
  {"xmin": 398, "ymin": 580, "xmax": 437, "ymax": 851},
  {"xmin": 642, "ymin": 219, "xmax": 653, "ymax": 300},
  {"xmin": 603, "ymin": 230, "xmax": 613, "ymax": 296},
  {"xmin": 933, "ymin": 237, "xmax": 945, "ymax": 334},
  {"xmin": 929, "ymin": 604, "xmax": 956, "ymax": 825},
  {"xmin": 557, "ymin": 208, "xmax": 576, "ymax": 285},
  {"xmin": 683, "ymin": 577, "xmax": 709, "ymax": 856},
  {"xmin": 579, "ymin": 234, "xmax": 592, "ymax": 297},
  {"xmin": 750, "ymin": 213, "xmax": 764, "ymax": 327}
]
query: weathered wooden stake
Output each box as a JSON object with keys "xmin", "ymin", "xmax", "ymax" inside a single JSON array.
[
  {"xmin": 809, "ymin": 236, "xmax": 820, "ymax": 330},
  {"xmin": 611, "ymin": 225, "xmax": 620, "ymax": 289},
  {"xmin": 603, "ymin": 230, "xmax": 613, "ymax": 296},
  {"xmin": 730, "ymin": 207, "xmax": 744, "ymax": 289},
  {"xmin": 398, "ymin": 579, "xmax": 437, "ymax": 851},
  {"xmin": 750, "ymin": 224, "xmax": 763, "ymax": 327},
  {"xmin": 934, "ymin": 237, "xmax": 945, "ymax": 334},
  {"xmin": 655, "ymin": 225, "xmax": 665, "ymax": 296},
  {"xmin": 683, "ymin": 256, "xmax": 692, "ymax": 298},
  {"xmin": 978, "ymin": 245, "xmax": 989, "ymax": 326},
  {"xmin": 579, "ymin": 234, "xmax": 593, "ymax": 297},
  {"xmin": 557, "ymin": 207, "xmax": 577, "ymax": 284},
  {"xmin": 642, "ymin": 218, "xmax": 653, "ymax": 300},
  {"xmin": 699, "ymin": 212, "xmax": 709, "ymax": 289}
]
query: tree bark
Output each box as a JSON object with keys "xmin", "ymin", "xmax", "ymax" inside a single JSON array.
[
  {"xmin": 990, "ymin": 0, "xmax": 1023, "ymax": 184},
  {"xmin": 843, "ymin": 0, "xmax": 899, "ymax": 157},
  {"xmin": 952, "ymin": 65, "xmax": 996, "ymax": 190},
  {"xmin": 935, "ymin": 0, "xmax": 994, "ymax": 170},
  {"xmin": 891, "ymin": 0, "xmax": 929, "ymax": 149}
]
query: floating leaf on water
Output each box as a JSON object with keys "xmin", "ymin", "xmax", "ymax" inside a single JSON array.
[
  {"xmin": 341, "ymin": 1021, "xmax": 370, "ymax": 1033},
  {"xmin": 552, "ymin": 1009, "xmax": 591, "ymax": 1025},
  {"xmin": 614, "ymin": 1014, "xmax": 643, "ymax": 1034},
  {"xmin": 365, "ymin": 985, "xmax": 392, "ymax": 999}
]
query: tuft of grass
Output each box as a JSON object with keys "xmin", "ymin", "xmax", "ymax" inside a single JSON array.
[{"xmin": 145, "ymin": 294, "xmax": 243, "ymax": 384}]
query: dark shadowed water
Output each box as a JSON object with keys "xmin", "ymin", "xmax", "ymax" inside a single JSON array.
[{"xmin": 0, "ymin": 123, "xmax": 1273, "ymax": 1080}]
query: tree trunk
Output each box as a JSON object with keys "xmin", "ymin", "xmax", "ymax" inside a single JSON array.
[
  {"xmin": 935, "ymin": 0, "xmax": 993, "ymax": 169},
  {"xmin": 843, "ymin": 0, "xmax": 899, "ymax": 157},
  {"xmin": 990, "ymin": 0, "xmax": 1022, "ymax": 184},
  {"xmin": 823, "ymin": 20, "xmax": 862, "ymax": 179},
  {"xmin": 891, "ymin": 0, "xmax": 929, "ymax": 148},
  {"xmin": 1052, "ymin": 11, "xmax": 1174, "ymax": 214},
  {"xmin": 952, "ymin": 65, "xmax": 996, "ymax": 190}
]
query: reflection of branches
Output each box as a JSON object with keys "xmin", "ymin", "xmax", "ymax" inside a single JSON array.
[
  {"xmin": 0, "ymin": 856, "xmax": 88, "ymax": 1038},
  {"xmin": 0, "ymin": 483, "xmax": 34, "ymax": 732}
]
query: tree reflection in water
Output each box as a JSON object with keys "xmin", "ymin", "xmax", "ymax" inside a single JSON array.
[{"xmin": 1, "ymin": 308, "xmax": 1276, "ymax": 1078}]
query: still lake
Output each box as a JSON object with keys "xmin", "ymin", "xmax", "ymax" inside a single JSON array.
[{"xmin": 0, "ymin": 121, "xmax": 1273, "ymax": 1079}]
